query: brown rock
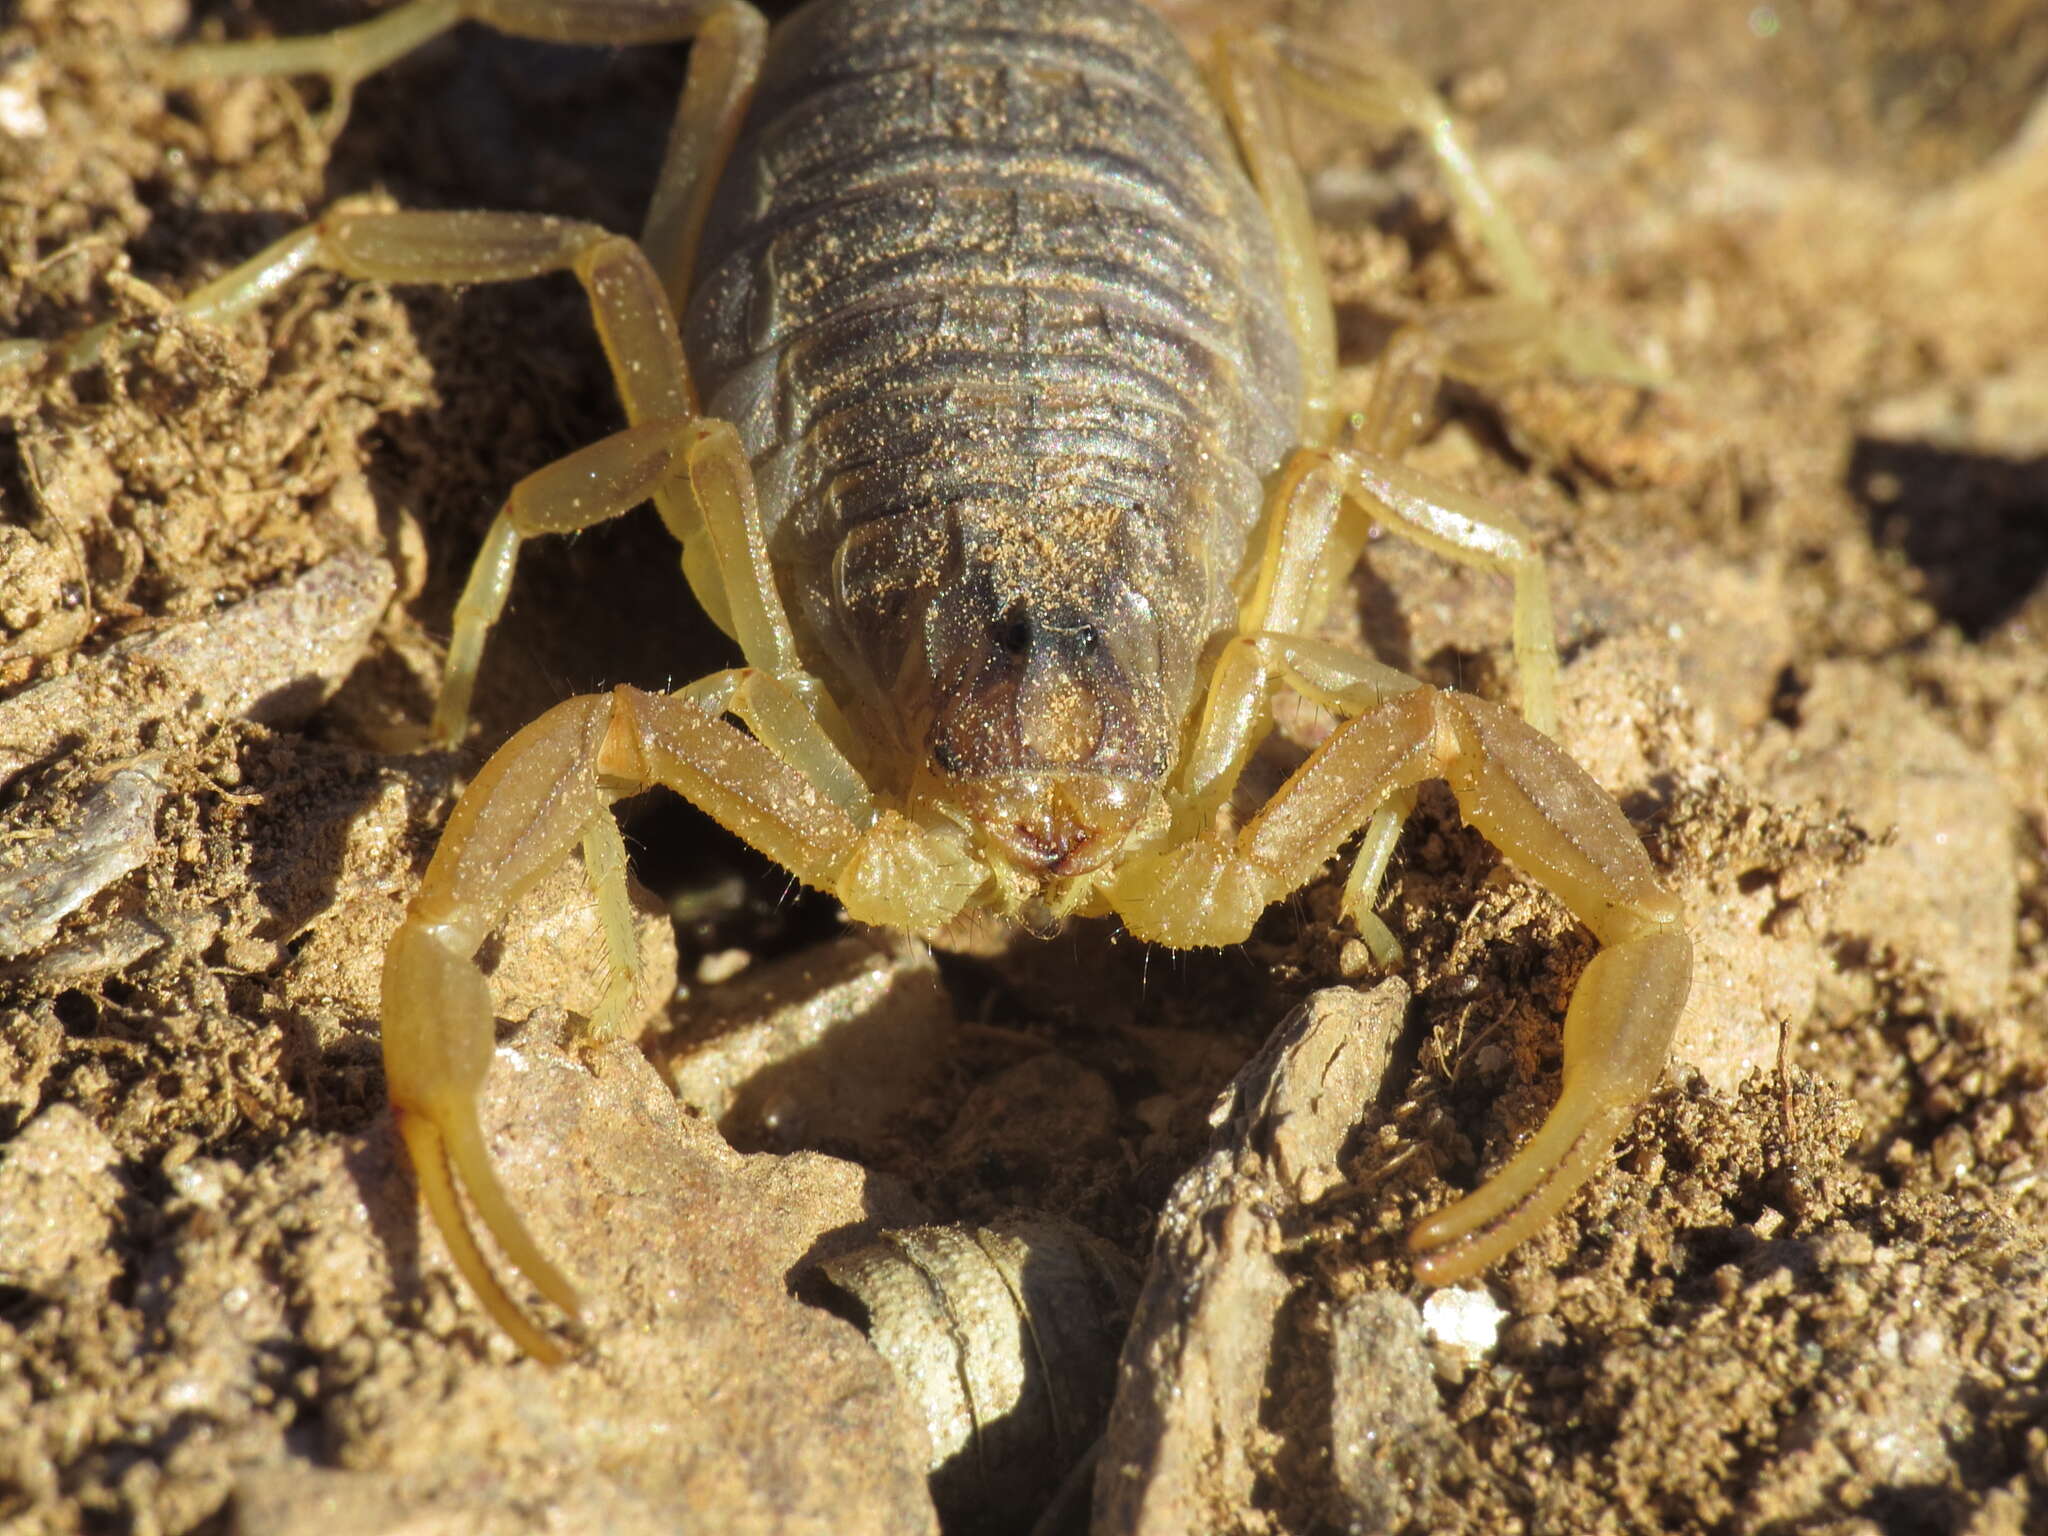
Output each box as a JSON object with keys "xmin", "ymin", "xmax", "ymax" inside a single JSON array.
[{"xmin": 656, "ymin": 929, "xmax": 953, "ymax": 1155}]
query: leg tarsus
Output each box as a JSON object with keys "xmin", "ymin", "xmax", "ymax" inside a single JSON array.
[
  {"xmin": 1340, "ymin": 785, "xmax": 1417, "ymax": 965},
  {"xmin": 430, "ymin": 512, "xmax": 520, "ymax": 747},
  {"xmin": 1352, "ymin": 911, "xmax": 1404, "ymax": 968}
]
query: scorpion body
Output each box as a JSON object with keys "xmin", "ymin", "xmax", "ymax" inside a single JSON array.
[
  {"xmin": 691, "ymin": 0, "xmax": 1301, "ymax": 887},
  {"xmin": 5, "ymin": 0, "xmax": 1693, "ymax": 1368}
]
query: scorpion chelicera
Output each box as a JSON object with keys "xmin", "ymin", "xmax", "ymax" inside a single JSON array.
[{"xmin": 6, "ymin": 0, "xmax": 1691, "ymax": 1362}]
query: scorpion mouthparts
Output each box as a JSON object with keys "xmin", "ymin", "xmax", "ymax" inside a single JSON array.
[
  {"xmin": 954, "ymin": 772, "xmax": 1151, "ymax": 883},
  {"xmin": 1017, "ymin": 897, "xmax": 1069, "ymax": 939}
]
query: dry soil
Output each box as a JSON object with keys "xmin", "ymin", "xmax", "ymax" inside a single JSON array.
[{"xmin": 3, "ymin": 1, "xmax": 2048, "ymax": 1533}]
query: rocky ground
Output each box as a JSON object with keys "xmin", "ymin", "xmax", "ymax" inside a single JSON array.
[{"xmin": 2, "ymin": 0, "xmax": 2047, "ymax": 1532}]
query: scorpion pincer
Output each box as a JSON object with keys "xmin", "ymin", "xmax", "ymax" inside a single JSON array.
[{"xmin": 8, "ymin": 0, "xmax": 1692, "ymax": 1362}]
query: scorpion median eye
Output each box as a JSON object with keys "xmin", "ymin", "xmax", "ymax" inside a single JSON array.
[
  {"xmin": 933, "ymin": 739, "xmax": 962, "ymax": 773},
  {"xmin": 1073, "ymin": 624, "xmax": 1099, "ymax": 654},
  {"xmin": 997, "ymin": 612, "xmax": 1034, "ymax": 655}
]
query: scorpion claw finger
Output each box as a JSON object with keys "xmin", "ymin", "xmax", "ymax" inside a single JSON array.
[
  {"xmin": 398, "ymin": 1107, "xmax": 578, "ymax": 1365},
  {"xmin": 1406, "ymin": 1098, "xmax": 1632, "ymax": 1286},
  {"xmin": 383, "ymin": 919, "xmax": 582, "ymax": 1357}
]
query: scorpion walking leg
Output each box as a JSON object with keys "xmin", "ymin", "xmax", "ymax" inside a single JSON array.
[
  {"xmin": 431, "ymin": 414, "xmax": 732, "ymax": 744},
  {"xmin": 637, "ymin": 4, "xmax": 768, "ymax": 318},
  {"xmin": 26, "ymin": 207, "xmax": 811, "ymax": 746},
  {"xmin": 1208, "ymin": 23, "xmax": 1652, "ymax": 460},
  {"xmin": 1260, "ymin": 33, "xmax": 1553, "ymax": 308},
  {"xmin": 1181, "ymin": 436, "xmax": 1557, "ymax": 954},
  {"xmin": 1205, "ymin": 34, "xmax": 1339, "ymax": 440},
  {"xmin": 1323, "ymin": 444, "xmax": 1558, "ymax": 737},
  {"xmin": 385, "ymin": 683, "xmax": 979, "ymax": 1358},
  {"xmin": 7, "ymin": 2, "xmax": 775, "ymax": 742},
  {"xmin": 1110, "ymin": 680, "xmax": 1687, "ymax": 1280},
  {"xmin": 1232, "ymin": 444, "xmax": 1558, "ymax": 735},
  {"xmin": 1175, "ymin": 450, "xmax": 1408, "ymax": 960},
  {"xmin": 1203, "ymin": 53, "xmax": 1570, "ymax": 929},
  {"xmin": 159, "ymin": 0, "xmax": 762, "ymax": 131},
  {"xmin": 1259, "ymin": 30, "xmax": 1650, "ymax": 386},
  {"xmin": 1207, "ymin": 42, "xmax": 1562, "ymax": 733},
  {"xmin": 430, "ymin": 401, "xmax": 810, "ymax": 747},
  {"xmin": 54, "ymin": 204, "xmax": 783, "ymax": 744},
  {"xmin": 0, "ymin": 210, "xmax": 721, "ymax": 713}
]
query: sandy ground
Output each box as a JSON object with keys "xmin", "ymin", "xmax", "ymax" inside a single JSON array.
[{"xmin": 3, "ymin": 0, "xmax": 2048, "ymax": 1532}]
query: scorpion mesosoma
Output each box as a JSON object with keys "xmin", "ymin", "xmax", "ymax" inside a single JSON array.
[{"xmin": 9, "ymin": 0, "xmax": 1691, "ymax": 1362}]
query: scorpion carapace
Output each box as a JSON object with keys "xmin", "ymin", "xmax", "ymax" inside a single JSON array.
[
  {"xmin": 920, "ymin": 565, "xmax": 1178, "ymax": 917},
  {"xmin": 3, "ymin": 0, "xmax": 1693, "ymax": 1368}
]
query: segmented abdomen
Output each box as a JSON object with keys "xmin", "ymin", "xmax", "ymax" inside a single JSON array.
[{"xmin": 686, "ymin": 0, "xmax": 1302, "ymax": 744}]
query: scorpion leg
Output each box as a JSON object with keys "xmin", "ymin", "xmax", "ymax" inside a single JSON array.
[
  {"xmin": 1173, "ymin": 450, "xmax": 1406, "ymax": 961},
  {"xmin": 1324, "ymin": 444, "xmax": 1558, "ymax": 738},
  {"xmin": 385, "ymin": 682, "xmax": 979, "ymax": 1357},
  {"xmin": 1206, "ymin": 32, "xmax": 1339, "ymax": 440},
  {"xmin": 1208, "ymin": 44, "xmax": 1572, "ymax": 942},
  {"xmin": 1201, "ymin": 440, "xmax": 1555, "ymax": 760},
  {"xmin": 0, "ymin": 204, "xmax": 771, "ymax": 740},
  {"xmin": 0, "ymin": 210, "xmax": 703, "ymax": 700},
  {"xmin": 674, "ymin": 667, "xmax": 874, "ymax": 823},
  {"xmin": 1110, "ymin": 677, "xmax": 1687, "ymax": 1281},
  {"xmin": 11, "ymin": 203, "xmax": 811, "ymax": 745},
  {"xmin": 158, "ymin": 0, "xmax": 762, "ymax": 138},
  {"xmin": 1204, "ymin": 67, "xmax": 1560, "ymax": 731},
  {"xmin": 1207, "ymin": 22, "xmax": 1653, "ymax": 458},
  {"xmin": 1259, "ymin": 33, "xmax": 1552, "ymax": 308},
  {"xmin": 637, "ymin": 4, "xmax": 769, "ymax": 319},
  {"xmin": 432, "ymin": 414, "xmax": 724, "ymax": 745},
  {"xmin": 431, "ymin": 400, "xmax": 812, "ymax": 747},
  {"xmin": 7, "ymin": 3, "xmax": 773, "ymax": 742},
  {"xmin": 1256, "ymin": 29, "xmax": 1650, "ymax": 387},
  {"xmin": 1181, "ymin": 436, "xmax": 1558, "ymax": 954}
]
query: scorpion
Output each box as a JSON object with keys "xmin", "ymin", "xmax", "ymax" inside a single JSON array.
[{"xmin": 8, "ymin": 0, "xmax": 1692, "ymax": 1364}]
